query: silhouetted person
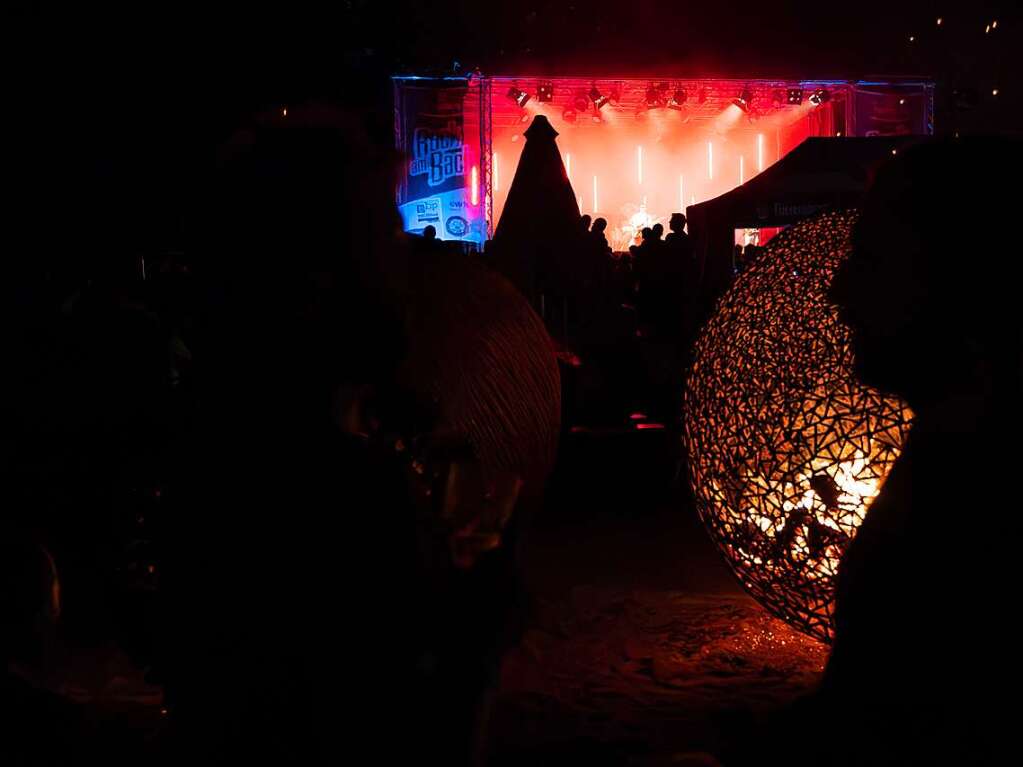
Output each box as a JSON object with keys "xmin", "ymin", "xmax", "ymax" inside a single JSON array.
[
  {"xmin": 423, "ymin": 224, "xmax": 437, "ymax": 241},
  {"xmin": 651, "ymin": 222, "xmax": 664, "ymax": 242},
  {"xmin": 665, "ymin": 212, "xmax": 689, "ymax": 246},
  {"xmin": 158, "ymin": 105, "xmax": 559, "ymax": 767},
  {"xmin": 765, "ymin": 137, "xmax": 1022, "ymax": 766},
  {"xmin": 590, "ymin": 217, "xmax": 610, "ymax": 254},
  {"xmin": 579, "ymin": 214, "xmax": 592, "ymax": 233}
]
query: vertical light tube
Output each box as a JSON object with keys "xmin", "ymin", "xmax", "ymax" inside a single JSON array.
[
  {"xmin": 493, "ymin": 153, "xmax": 500, "ymax": 192},
  {"xmin": 471, "ymin": 165, "xmax": 479, "ymax": 206},
  {"xmin": 566, "ymin": 153, "xmax": 572, "ymax": 182},
  {"xmin": 739, "ymin": 155, "xmax": 745, "ymax": 186}
]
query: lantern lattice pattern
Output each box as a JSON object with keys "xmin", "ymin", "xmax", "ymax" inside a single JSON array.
[{"xmin": 683, "ymin": 210, "xmax": 913, "ymax": 643}]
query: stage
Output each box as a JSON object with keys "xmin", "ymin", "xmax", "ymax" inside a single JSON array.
[{"xmin": 392, "ymin": 75, "xmax": 933, "ymax": 248}]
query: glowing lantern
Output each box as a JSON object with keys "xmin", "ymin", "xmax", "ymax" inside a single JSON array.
[{"xmin": 683, "ymin": 210, "xmax": 913, "ymax": 642}]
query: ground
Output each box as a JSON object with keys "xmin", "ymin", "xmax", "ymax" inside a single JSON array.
[{"xmin": 488, "ymin": 428, "xmax": 827, "ymax": 765}]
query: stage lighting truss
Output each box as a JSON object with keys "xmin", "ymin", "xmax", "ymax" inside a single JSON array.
[
  {"xmin": 809, "ymin": 89, "xmax": 831, "ymax": 106},
  {"xmin": 537, "ymin": 80, "xmax": 554, "ymax": 102},
  {"xmin": 787, "ymin": 88, "xmax": 804, "ymax": 105},
  {"xmin": 507, "ymin": 85, "xmax": 531, "ymax": 107}
]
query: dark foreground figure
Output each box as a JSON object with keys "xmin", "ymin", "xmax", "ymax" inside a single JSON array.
[
  {"xmin": 739, "ymin": 138, "xmax": 1022, "ymax": 765},
  {"xmin": 143, "ymin": 107, "xmax": 559, "ymax": 765}
]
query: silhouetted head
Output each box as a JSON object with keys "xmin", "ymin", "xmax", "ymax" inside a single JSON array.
[
  {"xmin": 652, "ymin": 223, "xmax": 664, "ymax": 240},
  {"xmin": 669, "ymin": 213, "xmax": 687, "ymax": 233},
  {"xmin": 423, "ymin": 225, "xmax": 437, "ymax": 241},
  {"xmin": 830, "ymin": 137, "xmax": 1022, "ymax": 411},
  {"xmin": 641, "ymin": 227, "xmax": 653, "ymax": 241},
  {"xmin": 592, "ymin": 218, "xmax": 608, "ymax": 234},
  {"xmin": 580, "ymin": 214, "xmax": 592, "ymax": 232}
]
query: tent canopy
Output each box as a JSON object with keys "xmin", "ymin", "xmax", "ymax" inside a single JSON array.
[{"xmin": 687, "ymin": 136, "xmax": 930, "ymax": 298}]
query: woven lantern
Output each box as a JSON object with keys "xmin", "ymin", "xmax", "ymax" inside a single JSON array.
[{"xmin": 683, "ymin": 210, "xmax": 913, "ymax": 642}]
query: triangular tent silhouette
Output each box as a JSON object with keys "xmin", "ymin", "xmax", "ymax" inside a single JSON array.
[{"xmin": 491, "ymin": 115, "xmax": 583, "ymax": 305}]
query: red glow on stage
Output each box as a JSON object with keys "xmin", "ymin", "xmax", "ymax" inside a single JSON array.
[{"xmin": 487, "ymin": 77, "xmax": 846, "ymax": 250}]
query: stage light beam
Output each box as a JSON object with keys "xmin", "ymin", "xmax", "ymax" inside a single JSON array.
[
  {"xmin": 493, "ymin": 153, "xmax": 500, "ymax": 192},
  {"xmin": 739, "ymin": 155, "xmax": 745, "ymax": 186},
  {"xmin": 637, "ymin": 145, "xmax": 643, "ymax": 185}
]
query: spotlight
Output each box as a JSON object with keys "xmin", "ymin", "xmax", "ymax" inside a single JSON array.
[
  {"xmin": 589, "ymin": 85, "xmax": 609, "ymax": 110},
  {"xmin": 646, "ymin": 85, "xmax": 664, "ymax": 108},
  {"xmin": 732, "ymin": 87, "xmax": 753, "ymax": 112},
  {"xmin": 809, "ymin": 89, "xmax": 831, "ymax": 106},
  {"xmin": 537, "ymin": 80, "xmax": 554, "ymax": 102},
  {"xmin": 787, "ymin": 88, "xmax": 804, "ymax": 105},
  {"xmin": 668, "ymin": 88, "xmax": 688, "ymax": 110},
  {"xmin": 507, "ymin": 86, "xmax": 531, "ymax": 107}
]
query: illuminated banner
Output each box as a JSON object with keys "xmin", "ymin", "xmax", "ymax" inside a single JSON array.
[{"xmin": 394, "ymin": 83, "xmax": 483, "ymax": 245}]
